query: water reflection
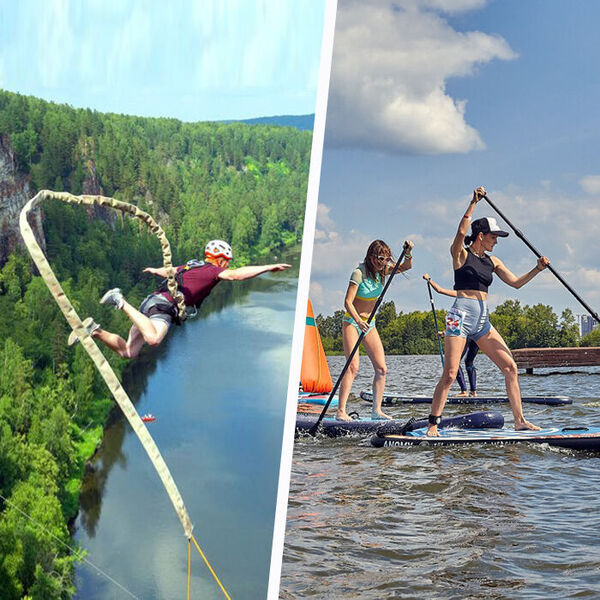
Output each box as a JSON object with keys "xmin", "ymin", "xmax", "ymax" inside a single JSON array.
[{"xmin": 74, "ymin": 248, "xmax": 299, "ymax": 599}]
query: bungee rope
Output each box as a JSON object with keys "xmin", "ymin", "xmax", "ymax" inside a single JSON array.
[
  {"xmin": 191, "ymin": 534, "xmax": 232, "ymax": 600},
  {"xmin": 19, "ymin": 190, "xmax": 231, "ymax": 598}
]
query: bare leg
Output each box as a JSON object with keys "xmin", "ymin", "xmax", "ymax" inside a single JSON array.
[
  {"xmin": 362, "ymin": 327, "xmax": 391, "ymax": 419},
  {"xmin": 93, "ymin": 298, "xmax": 169, "ymax": 359},
  {"xmin": 93, "ymin": 325, "xmax": 147, "ymax": 359},
  {"xmin": 476, "ymin": 329, "xmax": 539, "ymax": 430},
  {"xmin": 427, "ymin": 335, "xmax": 466, "ymax": 436},
  {"xmin": 120, "ymin": 299, "xmax": 168, "ymax": 346},
  {"xmin": 337, "ymin": 322, "xmax": 360, "ymax": 422}
]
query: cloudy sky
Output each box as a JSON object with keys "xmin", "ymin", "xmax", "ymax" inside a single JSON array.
[
  {"xmin": 310, "ymin": 0, "xmax": 600, "ymax": 325},
  {"xmin": 0, "ymin": 0, "xmax": 326, "ymax": 120}
]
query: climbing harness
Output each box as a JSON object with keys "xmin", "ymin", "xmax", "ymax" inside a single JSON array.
[
  {"xmin": 157, "ymin": 259, "xmax": 207, "ymax": 324},
  {"xmin": 19, "ymin": 190, "xmax": 230, "ymax": 598}
]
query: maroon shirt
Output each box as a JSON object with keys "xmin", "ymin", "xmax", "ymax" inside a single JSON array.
[{"xmin": 160, "ymin": 263, "xmax": 226, "ymax": 307}]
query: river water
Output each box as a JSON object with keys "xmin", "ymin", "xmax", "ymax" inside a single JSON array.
[
  {"xmin": 282, "ymin": 354, "xmax": 600, "ymax": 599},
  {"xmin": 73, "ymin": 260, "xmax": 298, "ymax": 600}
]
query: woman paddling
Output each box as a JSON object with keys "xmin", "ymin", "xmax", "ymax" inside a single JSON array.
[
  {"xmin": 423, "ymin": 274, "xmax": 479, "ymax": 397},
  {"xmin": 337, "ymin": 240, "xmax": 414, "ymax": 421},
  {"xmin": 427, "ymin": 187, "xmax": 549, "ymax": 436}
]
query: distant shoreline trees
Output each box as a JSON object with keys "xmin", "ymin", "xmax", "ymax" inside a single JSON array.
[{"xmin": 317, "ymin": 300, "xmax": 587, "ymax": 354}]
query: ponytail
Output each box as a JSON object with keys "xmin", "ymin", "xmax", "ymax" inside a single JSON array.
[{"xmin": 464, "ymin": 233, "xmax": 475, "ymax": 247}]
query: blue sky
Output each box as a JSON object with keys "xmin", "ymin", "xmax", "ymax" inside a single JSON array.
[
  {"xmin": 0, "ymin": 0, "xmax": 326, "ymax": 121},
  {"xmin": 311, "ymin": 0, "xmax": 600, "ymax": 326}
]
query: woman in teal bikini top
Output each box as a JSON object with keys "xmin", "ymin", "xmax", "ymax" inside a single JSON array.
[
  {"xmin": 337, "ymin": 239, "xmax": 414, "ymax": 422},
  {"xmin": 342, "ymin": 264, "xmax": 383, "ymax": 336}
]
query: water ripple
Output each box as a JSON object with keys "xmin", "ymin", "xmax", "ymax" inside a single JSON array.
[{"xmin": 282, "ymin": 355, "xmax": 600, "ymax": 599}]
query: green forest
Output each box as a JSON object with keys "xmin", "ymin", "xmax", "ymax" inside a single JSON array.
[
  {"xmin": 0, "ymin": 89, "xmax": 312, "ymax": 598},
  {"xmin": 317, "ymin": 299, "xmax": 598, "ymax": 354}
]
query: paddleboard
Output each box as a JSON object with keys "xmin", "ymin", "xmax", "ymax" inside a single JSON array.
[
  {"xmin": 371, "ymin": 426, "xmax": 600, "ymax": 451},
  {"xmin": 360, "ymin": 390, "xmax": 572, "ymax": 406},
  {"xmin": 296, "ymin": 410, "xmax": 503, "ymax": 438},
  {"xmin": 298, "ymin": 392, "xmax": 338, "ymax": 407}
]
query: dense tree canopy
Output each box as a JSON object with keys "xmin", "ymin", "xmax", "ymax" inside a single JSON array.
[
  {"xmin": 0, "ymin": 88, "xmax": 312, "ymax": 598},
  {"xmin": 0, "ymin": 88, "xmax": 311, "ymax": 263}
]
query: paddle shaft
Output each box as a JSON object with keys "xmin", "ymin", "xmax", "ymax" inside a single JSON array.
[
  {"xmin": 483, "ymin": 195, "xmax": 600, "ymax": 322},
  {"xmin": 426, "ymin": 281, "xmax": 445, "ymax": 367},
  {"xmin": 308, "ymin": 242, "xmax": 410, "ymax": 436}
]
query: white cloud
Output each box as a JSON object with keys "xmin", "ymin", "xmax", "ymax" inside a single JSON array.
[
  {"xmin": 2, "ymin": 0, "xmax": 323, "ymax": 120},
  {"xmin": 416, "ymin": 0, "xmax": 487, "ymax": 12},
  {"xmin": 37, "ymin": 0, "xmax": 75, "ymax": 87},
  {"xmin": 309, "ymin": 281, "xmax": 345, "ymax": 312},
  {"xmin": 316, "ymin": 203, "xmax": 336, "ymax": 230},
  {"xmin": 579, "ymin": 175, "xmax": 600, "ymax": 194},
  {"xmin": 326, "ymin": 0, "xmax": 516, "ymax": 154}
]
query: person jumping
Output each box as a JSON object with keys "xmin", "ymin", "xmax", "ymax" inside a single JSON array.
[{"xmin": 68, "ymin": 239, "xmax": 291, "ymax": 359}]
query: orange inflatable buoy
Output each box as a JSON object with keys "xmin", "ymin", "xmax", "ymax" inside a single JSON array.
[{"xmin": 300, "ymin": 300, "xmax": 333, "ymax": 393}]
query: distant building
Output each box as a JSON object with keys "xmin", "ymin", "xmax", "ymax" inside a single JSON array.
[{"xmin": 580, "ymin": 315, "xmax": 598, "ymax": 337}]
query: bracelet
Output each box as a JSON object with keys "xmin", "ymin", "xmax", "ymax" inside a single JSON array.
[
  {"xmin": 463, "ymin": 214, "xmax": 471, "ymax": 220},
  {"xmin": 405, "ymin": 253, "xmax": 412, "ymax": 259}
]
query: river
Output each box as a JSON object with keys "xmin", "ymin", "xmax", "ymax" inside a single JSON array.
[
  {"xmin": 73, "ymin": 258, "xmax": 298, "ymax": 600},
  {"xmin": 282, "ymin": 354, "xmax": 600, "ymax": 599}
]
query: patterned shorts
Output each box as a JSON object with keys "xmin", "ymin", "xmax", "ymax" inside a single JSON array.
[{"xmin": 445, "ymin": 297, "xmax": 491, "ymax": 341}]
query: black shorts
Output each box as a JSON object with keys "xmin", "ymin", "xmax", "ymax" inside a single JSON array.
[{"xmin": 139, "ymin": 293, "xmax": 176, "ymax": 326}]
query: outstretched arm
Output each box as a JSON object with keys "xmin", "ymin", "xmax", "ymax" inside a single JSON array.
[
  {"xmin": 144, "ymin": 266, "xmax": 170, "ymax": 277},
  {"xmin": 218, "ymin": 263, "xmax": 291, "ymax": 281},
  {"xmin": 493, "ymin": 256, "xmax": 550, "ymax": 289},
  {"xmin": 423, "ymin": 273, "xmax": 457, "ymax": 297},
  {"xmin": 451, "ymin": 187, "xmax": 485, "ymax": 262}
]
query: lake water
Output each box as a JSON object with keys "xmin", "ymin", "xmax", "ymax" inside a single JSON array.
[
  {"xmin": 281, "ymin": 354, "xmax": 600, "ymax": 599},
  {"xmin": 73, "ymin": 262, "xmax": 298, "ymax": 600}
]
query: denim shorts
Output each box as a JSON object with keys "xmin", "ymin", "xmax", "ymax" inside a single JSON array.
[{"xmin": 444, "ymin": 297, "xmax": 491, "ymax": 341}]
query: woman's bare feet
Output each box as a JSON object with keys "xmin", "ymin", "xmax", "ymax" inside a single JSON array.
[
  {"xmin": 426, "ymin": 425, "xmax": 440, "ymax": 437},
  {"xmin": 336, "ymin": 410, "xmax": 353, "ymax": 422},
  {"xmin": 514, "ymin": 419, "xmax": 541, "ymax": 431},
  {"xmin": 456, "ymin": 391, "xmax": 469, "ymax": 397},
  {"xmin": 371, "ymin": 410, "xmax": 392, "ymax": 420},
  {"xmin": 470, "ymin": 391, "xmax": 478, "ymax": 397}
]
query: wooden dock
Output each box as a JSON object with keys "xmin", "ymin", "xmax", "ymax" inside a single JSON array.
[{"xmin": 512, "ymin": 347, "xmax": 600, "ymax": 374}]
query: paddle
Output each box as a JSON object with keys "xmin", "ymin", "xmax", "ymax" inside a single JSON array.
[
  {"xmin": 308, "ymin": 241, "xmax": 411, "ymax": 436},
  {"xmin": 424, "ymin": 276, "xmax": 445, "ymax": 367},
  {"xmin": 483, "ymin": 194, "xmax": 600, "ymax": 322}
]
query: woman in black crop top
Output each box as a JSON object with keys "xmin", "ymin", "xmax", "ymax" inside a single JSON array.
[{"xmin": 426, "ymin": 187, "xmax": 550, "ymax": 437}]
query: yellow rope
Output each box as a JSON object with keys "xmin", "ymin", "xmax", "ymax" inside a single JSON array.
[
  {"xmin": 187, "ymin": 539, "xmax": 192, "ymax": 600},
  {"xmin": 191, "ymin": 534, "xmax": 232, "ymax": 599}
]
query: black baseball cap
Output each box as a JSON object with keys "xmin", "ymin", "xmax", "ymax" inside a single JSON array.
[{"xmin": 471, "ymin": 217, "xmax": 509, "ymax": 237}]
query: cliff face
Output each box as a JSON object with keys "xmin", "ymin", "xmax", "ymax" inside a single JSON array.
[
  {"xmin": 0, "ymin": 134, "xmax": 43, "ymax": 264},
  {"xmin": 78, "ymin": 136, "xmax": 117, "ymax": 226},
  {"xmin": 0, "ymin": 134, "xmax": 118, "ymax": 267}
]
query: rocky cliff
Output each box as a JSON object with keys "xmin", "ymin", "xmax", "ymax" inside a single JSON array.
[{"xmin": 0, "ymin": 134, "xmax": 43, "ymax": 264}]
